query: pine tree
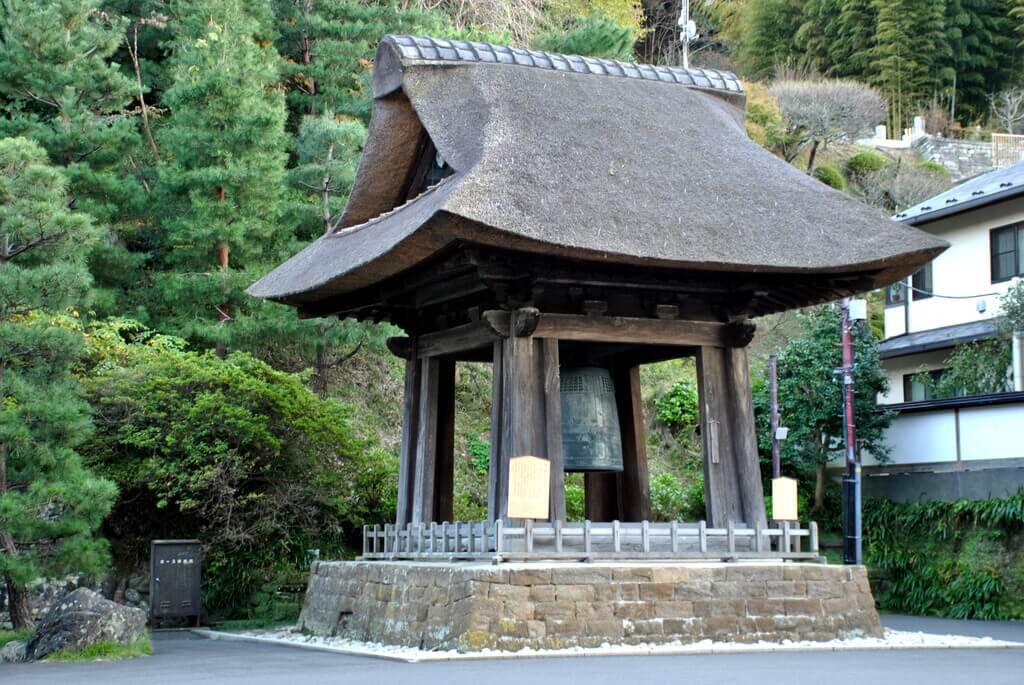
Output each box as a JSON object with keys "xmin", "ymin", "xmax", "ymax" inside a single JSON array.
[
  {"xmin": 275, "ymin": 0, "xmax": 444, "ymax": 125},
  {"xmin": 0, "ymin": 0, "xmax": 150, "ymax": 315},
  {"xmin": 155, "ymin": 0, "xmax": 290, "ymax": 354},
  {"xmin": 0, "ymin": 137, "xmax": 116, "ymax": 629},
  {"xmin": 230, "ymin": 113, "xmax": 384, "ymax": 392}
]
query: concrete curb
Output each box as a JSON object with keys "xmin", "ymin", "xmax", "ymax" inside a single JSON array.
[{"xmin": 190, "ymin": 628, "xmax": 1024, "ymax": 663}]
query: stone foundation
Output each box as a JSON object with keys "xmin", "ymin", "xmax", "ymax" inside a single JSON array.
[{"xmin": 298, "ymin": 561, "xmax": 882, "ymax": 651}]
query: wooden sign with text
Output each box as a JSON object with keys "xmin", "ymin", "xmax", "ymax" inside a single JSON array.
[{"xmin": 508, "ymin": 455, "xmax": 550, "ymax": 520}]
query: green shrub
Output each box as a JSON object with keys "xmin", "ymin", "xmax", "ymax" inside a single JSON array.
[
  {"xmin": 48, "ymin": 636, "xmax": 152, "ymax": 662},
  {"xmin": 654, "ymin": 380, "xmax": 699, "ymax": 434},
  {"xmin": 845, "ymin": 150, "xmax": 890, "ymax": 178},
  {"xmin": 77, "ymin": 318, "xmax": 394, "ymax": 616},
  {"xmin": 812, "ymin": 163, "xmax": 846, "ymax": 190},
  {"xmin": 0, "ymin": 628, "xmax": 32, "ymax": 648},
  {"xmin": 468, "ymin": 436, "xmax": 490, "ymax": 475},
  {"xmin": 864, "ymin": 493, "xmax": 1024, "ymax": 620},
  {"xmin": 916, "ymin": 160, "xmax": 950, "ymax": 177},
  {"xmin": 565, "ymin": 481, "xmax": 585, "ymax": 522},
  {"xmin": 650, "ymin": 472, "xmax": 705, "ymax": 522}
]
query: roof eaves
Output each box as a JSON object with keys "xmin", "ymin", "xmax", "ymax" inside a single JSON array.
[{"xmin": 895, "ymin": 183, "xmax": 1024, "ymax": 226}]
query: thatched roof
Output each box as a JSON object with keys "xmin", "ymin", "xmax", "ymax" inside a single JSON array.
[{"xmin": 250, "ymin": 35, "xmax": 946, "ymax": 307}]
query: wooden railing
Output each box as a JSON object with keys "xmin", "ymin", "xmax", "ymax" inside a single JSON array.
[{"xmin": 361, "ymin": 520, "xmax": 820, "ymax": 562}]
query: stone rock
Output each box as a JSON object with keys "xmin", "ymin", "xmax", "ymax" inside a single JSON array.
[
  {"xmin": 1, "ymin": 640, "xmax": 26, "ymax": 663},
  {"xmin": 25, "ymin": 588, "xmax": 147, "ymax": 661}
]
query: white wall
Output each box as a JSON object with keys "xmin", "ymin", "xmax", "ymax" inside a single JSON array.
[
  {"xmin": 878, "ymin": 349, "xmax": 950, "ymax": 404},
  {"xmin": 864, "ymin": 401, "xmax": 1024, "ymax": 467},
  {"xmin": 883, "ymin": 197, "xmax": 1024, "ymax": 339}
]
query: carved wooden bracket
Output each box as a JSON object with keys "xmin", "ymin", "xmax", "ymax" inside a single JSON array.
[{"xmin": 722, "ymin": 319, "xmax": 756, "ymax": 348}]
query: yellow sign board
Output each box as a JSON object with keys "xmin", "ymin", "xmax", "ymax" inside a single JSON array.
[
  {"xmin": 508, "ymin": 455, "xmax": 550, "ymax": 520},
  {"xmin": 771, "ymin": 476, "xmax": 799, "ymax": 521}
]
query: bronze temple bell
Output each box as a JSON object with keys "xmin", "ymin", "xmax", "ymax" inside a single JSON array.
[{"xmin": 559, "ymin": 367, "xmax": 624, "ymax": 472}]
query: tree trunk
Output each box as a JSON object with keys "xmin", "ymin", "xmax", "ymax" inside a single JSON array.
[
  {"xmin": 313, "ymin": 341, "xmax": 329, "ymax": 399},
  {"xmin": 805, "ymin": 139, "xmax": 820, "ymax": 175},
  {"xmin": 3, "ymin": 570, "xmax": 34, "ymax": 631},
  {"xmin": 811, "ymin": 461, "xmax": 827, "ymax": 514},
  {"xmin": 215, "ymin": 224, "xmax": 230, "ymax": 358}
]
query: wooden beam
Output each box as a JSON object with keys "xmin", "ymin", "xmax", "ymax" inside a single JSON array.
[
  {"xmin": 614, "ymin": 365, "xmax": 651, "ymax": 522},
  {"xmin": 533, "ymin": 313, "xmax": 727, "ymax": 347},
  {"xmin": 396, "ymin": 352, "xmax": 422, "ymax": 525},
  {"xmin": 542, "ymin": 338, "xmax": 566, "ymax": 522}
]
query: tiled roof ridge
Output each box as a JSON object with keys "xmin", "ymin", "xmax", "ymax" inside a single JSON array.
[{"xmin": 383, "ymin": 34, "xmax": 743, "ymax": 94}]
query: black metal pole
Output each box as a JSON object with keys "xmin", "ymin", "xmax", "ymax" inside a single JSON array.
[{"xmin": 840, "ymin": 298, "xmax": 862, "ymax": 565}]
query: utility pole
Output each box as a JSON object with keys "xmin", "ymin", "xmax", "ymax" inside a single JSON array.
[
  {"xmin": 840, "ymin": 297, "xmax": 862, "ymax": 565},
  {"xmin": 769, "ymin": 355, "xmax": 781, "ymax": 480},
  {"xmin": 678, "ymin": 1, "xmax": 697, "ymax": 70}
]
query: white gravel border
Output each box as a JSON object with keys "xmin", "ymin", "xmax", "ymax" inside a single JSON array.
[{"xmin": 192, "ymin": 627, "xmax": 1024, "ymax": 663}]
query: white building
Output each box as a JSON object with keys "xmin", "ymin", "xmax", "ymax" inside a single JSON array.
[{"xmin": 868, "ymin": 161, "xmax": 1024, "ymax": 502}]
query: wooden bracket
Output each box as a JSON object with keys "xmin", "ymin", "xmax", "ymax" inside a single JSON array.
[
  {"xmin": 512, "ymin": 307, "xmax": 540, "ymax": 337},
  {"xmin": 387, "ymin": 336, "xmax": 413, "ymax": 359},
  {"xmin": 722, "ymin": 319, "xmax": 756, "ymax": 348}
]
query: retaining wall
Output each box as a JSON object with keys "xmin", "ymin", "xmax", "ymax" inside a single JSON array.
[{"xmin": 298, "ymin": 561, "xmax": 882, "ymax": 651}]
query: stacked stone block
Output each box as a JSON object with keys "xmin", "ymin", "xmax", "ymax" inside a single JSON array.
[{"xmin": 298, "ymin": 561, "xmax": 881, "ymax": 652}]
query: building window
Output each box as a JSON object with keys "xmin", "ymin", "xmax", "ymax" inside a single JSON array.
[
  {"xmin": 885, "ymin": 281, "xmax": 906, "ymax": 306},
  {"xmin": 912, "ymin": 264, "xmax": 932, "ymax": 300},
  {"xmin": 903, "ymin": 369, "xmax": 945, "ymax": 402},
  {"xmin": 885, "ymin": 264, "xmax": 930, "ymax": 306},
  {"xmin": 990, "ymin": 223, "xmax": 1024, "ymax": 283}
]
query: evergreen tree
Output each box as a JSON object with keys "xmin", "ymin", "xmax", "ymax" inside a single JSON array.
[
  {"xmin": 942, "ymin": 0, "xmax": 1018, "ymax": 122},
  {"xmin": 736, "ymin": 0, "xmax": 804, "ymax": 80},
  {"xmin": 871, "ymin": 0, "xmax": 948, "ymax": 132},
  {"xmin": 231, "ymin": 113, "xmax": 386, "ymax": 392},
  {"xmin": 794, "ymin": 0, "xmax": 844, "ymax": 75},
  {"xmin": 275, "ymin": 0, "xmax": 444, "ymax": 125},
  {"xmin": 753, "ymin": 306, "xmax": 891, "ymax": 514},
  {"xmin": 0, "ymin": 0, "xmax": 150, "ymax": 315},
  {"xmin": 532, "ymin": 13, "xmax": 636, "ymax": 60},
  {"xmin": 155, "ymin": 0, "xmax": 289, "ymax": 354},
  {"xmin": 829, "ymin": 0, "xmax": 878, "ymax": 78},
  {"xmin": 0, "ymin": 137, "xmax": 116, "ymax": 629}
]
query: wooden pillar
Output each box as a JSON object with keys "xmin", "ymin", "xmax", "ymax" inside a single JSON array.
[
  {"xmin": 613, "ymin": 365, "xmax": 651, "ymax": 521},
  {"xmin": 411, "ymin": 357, "xmax": 456, "ymax": 524},
  {"xmin": 542, "ymin": 339, "xmax": 566, "ymax": 522},
  {"xmin": 696, "ymin": 345, "xmax": 767, "ymax": 528},
  {"xmin": 487, "ymin": 340, "xmax": 507, "ymax": 522},
  {"xmin": 396, "ymin": 349, "xmax": 421, "ymax": 525},
  {"xmin": 488, "ymin": 309, "xmax": 566, "ymax": 523}
]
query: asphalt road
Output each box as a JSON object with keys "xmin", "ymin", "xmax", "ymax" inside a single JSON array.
[{"xmin": 3, "ymin": 616, "xmax": 1023, "ymax": 685}]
